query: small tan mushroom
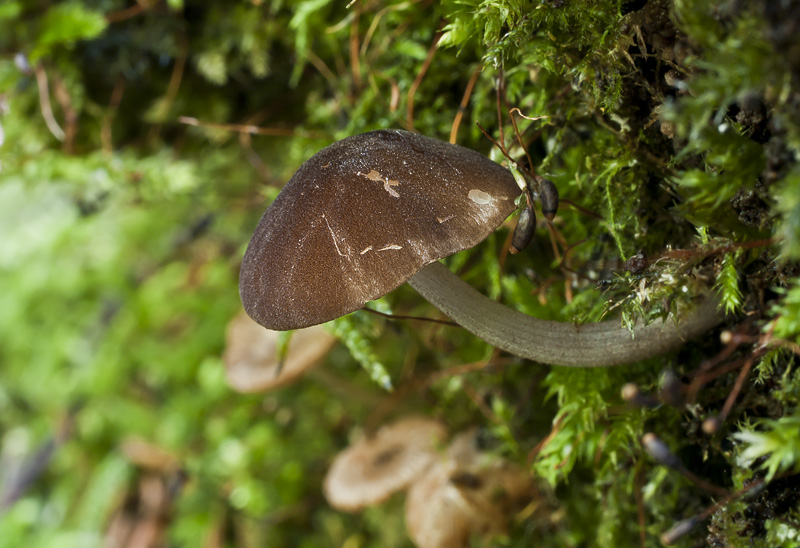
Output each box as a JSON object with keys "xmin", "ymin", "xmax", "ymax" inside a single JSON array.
[
  {"xmin": 405, "ymin": 461, "xmax": 475, "ymax": 548},
  {"xmin": 223, "ymin": 311, "xmax": 335, "ymax": 393},
  {"xmin": 405, "ymin": 430, "xmax": 533, "ymax": 548},
  {"xmin": 323, "ymin": 416, "xmax": 448, "ymax": 512}
]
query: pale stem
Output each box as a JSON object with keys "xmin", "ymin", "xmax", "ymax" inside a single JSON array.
[{"xmin": 408, "ymin": 261, "xmax": 722, "ymax": 367}]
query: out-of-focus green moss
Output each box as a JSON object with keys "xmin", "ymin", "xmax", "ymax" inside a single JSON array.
[{"xmin": 1, "ymin": 0, "xmax": 799, "ymax": 547}]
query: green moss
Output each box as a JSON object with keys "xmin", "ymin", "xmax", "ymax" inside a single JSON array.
[{"xmin": 2, "ymin": 0, "xmax": 799, "ymax": 546}]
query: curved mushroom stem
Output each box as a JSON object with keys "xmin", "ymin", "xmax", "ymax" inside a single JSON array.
[{"xmin": 407, "ymin": 262, "xmax": 722, "ymax": 367}]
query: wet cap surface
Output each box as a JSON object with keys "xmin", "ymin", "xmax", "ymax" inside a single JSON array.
[{"xmin": 240, "ymin": 129, "xmax": 519, "ymax": 330}]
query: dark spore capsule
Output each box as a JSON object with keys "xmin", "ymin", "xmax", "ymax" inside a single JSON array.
[
  {"xmin": 642, "ymin": 432, "xmax": 683, "ymax": 471},
  {"xmin": 510, "ymin": 205, "xmax": 536, "ymax": 254},
  {"xmin": 539, "ymin": 178, "xmax": 559, "ymax": 221},
  {"xmin": 660, "ymin": 517, "xmax": 699, "ymax": 546}
]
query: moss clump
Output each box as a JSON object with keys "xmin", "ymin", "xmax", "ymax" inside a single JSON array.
[{"xmin": 1, "ymin": 0, "xmax": 799, "ymax": 546}]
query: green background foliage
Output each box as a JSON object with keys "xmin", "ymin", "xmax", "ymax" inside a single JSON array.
[{"xmin": 1, "ymin": 0, "xmax": 799, "ymax": 546}]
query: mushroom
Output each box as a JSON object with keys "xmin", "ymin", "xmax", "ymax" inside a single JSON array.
[
  {"xmin": 223, "ymin": 311, "xmax": 335, "ymax": 392},
  {"xmin": 444, "ymin": 429, "xmax": 533, "ymax": 505},
  {"xmin": 404, "ymin": 461, "xmax": 476, "ymax": 548},
  {"xmin": 405, "ymin": 430, "xmax": 533, "ymax": 548},
  {"xmin": 323, "ymin": 416, "xmax": 447, "ymax": 512},
  {"xmin": 239, "ymin": 129, "xmax": 721, "ymax": 367}
]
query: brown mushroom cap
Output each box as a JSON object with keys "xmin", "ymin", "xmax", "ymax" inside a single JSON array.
[
  {"xmin": 322, "ymin": 416, "xmax": 448, "ymax": 512},
  {"xmin": 240, "ymin": 130, "xmax": 519, "ymax": 331},
  {"xmin": 405, "ymin": 461, "xmax": 475, "ymax": 548},
  {"xmin": 405, "ymin": 430, "xmax": 533, "ymax": 548},
  {"xmin": 222, "ymin": 311, "xmax": 336, "ymax": 392}
]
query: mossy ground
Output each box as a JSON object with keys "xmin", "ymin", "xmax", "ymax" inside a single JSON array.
[{"xmin": 0, "ymin": 1, "xmax": 799, "ymax": 547}]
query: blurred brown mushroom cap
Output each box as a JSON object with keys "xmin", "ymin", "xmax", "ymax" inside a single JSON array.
[
  {"xmin": 445, "ymin": 428, "xmax": 483, "ymax": 465},
  {"xmin": 323, "ymin": 416, "xmax": 448, "ymax": 512},
  {"xmin": 240, "ymin": 129, "xmax": 519, "ymax": 331},
  {"xmin": 405, "ymin": 461, "xmax": 475, "ymax": 548},
  {"xmin": 405, "ymin": 430, "xmax": 533, "ymax": 548},
  {"xmin": 223, "ymin": 311, "xmax": 336, "ymax": 393},
  {"xmin": 119, "ymin": 437, "xmax": 180, "ymax": 473}
]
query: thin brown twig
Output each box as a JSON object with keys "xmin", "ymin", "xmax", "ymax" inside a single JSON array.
[
  {"xmin": 495, "ymin": 70, "xmax": 505, "ymax": 148},
  {"xmin": 308, "ymin": 367, "xmax": 387, "ymax": 408},
  {"xmin": 594, "ymin": 429, "xmax": 609, "ymax": 465},
  {"xmin": 177, "ymin": 117, "xmax": 325, "ymax": 139},
  {"xmin": 765, "ymin": 336, "xmax": 800, "ymax": 357},
  {"xmin": 101, "ymin": 76, "xmax": 126, "ymax": 154},
  {"xmin": 545, "ymin": 220, "xmax": 564, "ymax": 263},
  {"xmin": 360, "ymin": 1, "xmax": 418, "ymax": 58},
  {"xmin": 406, "ymin": 29, "xmax": 442, "ymax": 131},
  {"xmin": 360, "ymin": 7, "xmax": 384, "ymax": 57},
  {"xmin": 364, "ymin": 358, "xmax": 513, "ymax": 432},
  {"xmin": 555, "ymin": 431, "xmax": 583, "ymax": 469},
  {"xmin": 684, "ymin": 323, "xmax": 761, "ymax": 404},
  {"xmin": 563, "ymin": 274, "xmax": 574, "ymax": 304},
  {"xmin": 679, "ymin": 467, "xmax": 730, "ymax": 497},
  {"xmin": 326, "ymin": 9, "xmax": 355, "ymax": 34},
  {"xmin": 364, "ymin": 380, "xmax": 420, "ymax": 433},
  {"xmin": 651, "ymin": 238, "xmax": 779, "ymax": 264},
  {"xmin": 527, "ymin": 414, "xmax": 566, "ymax": 467},
  {"xmin": 560, "ymin": 198, "xmax": 604, "ymax": 220},
  {"xmin": 700, "ymin": 479, "xmax": 765, "ymax": 521},
  {"xmin": 429, "ymin": 358, "xmax": 515, "ymax": 383},
  {"xmin": 508, "ymin": 108, "xmax": 550, "ymax": 123},
  {"xmin": 554, "ymin": 238, "xmax": 587, "ymax": 270},
  {"xmin": 369, "ymin": 71, "xmax": 401, "ymax": 112},
  {"xmin": 238, "ymin": 110, "xmax": 273, "ymax": 182},
  {"xmin": 398, "ymin": 339, "xmax": 420, "ymax": 383},
  {"xmin": 33, "ymin": 64, "xmax": 64, "ymax": 141},
  {"xmin": 533, "ymin": 277, "xmax": 558, "ymax": 306},
  {"xmin": 105, "ymin": 3, "xmax": 145, "ymax": 23},
  {"xmin": 149, "ymin": 33, "xmax": 188, "ymax": 142},
  {"xmin": 693, "ymin": 327, "xmax": 753, "ymax": 375},
  {"xmin": 306, "ymin": 49, "xmax": 338, "ymax": 85},
  {"xmin": 449, "ymin": 64, "xmax": 481, "ymax": 144},
  {"xmin": 719, "ymin": 354, "xmax": 756, "ymax": 421},
  {"xmin": 634, "ymin": 463, "xmax": 647, "ymax": 548},
  {"xmin": 461, "ymin": 381, "xmax": 501, "ymax": 424},
  {"xmin": 687, "ymin": 355, "xmax": 752, "ymax": 403},
  {"xmin": 361, "ymin": 306, "xmax": 459, "ymax": 327},
  {"xmin": 349, "ymin": 7, "xmax": 362, "ymax": 91},
  {"xmin": 51, "ymin": 73, "xmax": 77, "ymax": 153},
  {"xmin": 475, "ymin": 122, "xmax": 509, "ymax": 158},
  {"xmin": 660, "ymin": 478, "xmax": 765, "ymax": 544},
  {"xmin": 509, "ymin": 108, "xmax": 534, "ymax": 176},
  {"xmin": 497, "ymin": 219, "xmax": 515, "ymax": 272}
]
